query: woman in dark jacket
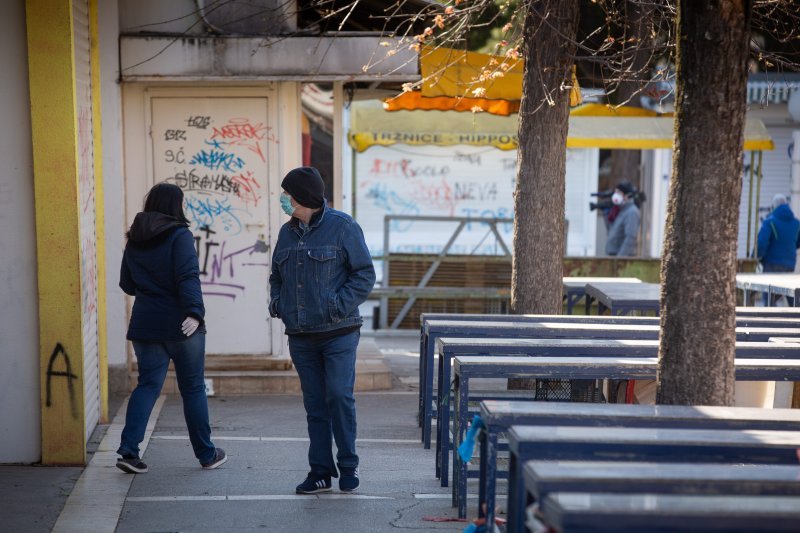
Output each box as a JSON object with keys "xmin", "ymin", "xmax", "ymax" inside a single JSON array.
[{"xmin": 116, "ymin": 183, "xmax": 226, "ymax": 473}]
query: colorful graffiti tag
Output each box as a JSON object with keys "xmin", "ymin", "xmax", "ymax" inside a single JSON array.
[
  {"xmin": 150, "ymin": 97, "xmax": 280, "ymax": 354},
  {"xmin": 159, "ymin": 111, "xmax": 276, "ymax": 301}
]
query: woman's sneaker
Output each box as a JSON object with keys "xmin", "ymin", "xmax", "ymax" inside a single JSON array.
[
  {"xmin": 201, "ymin": 448, "xmax": 228, "ymax": 470},
  {"xmin": 295, "ymin": 473, "xmax": 332, "ymax": 494},
  {"xmin": 339, "ymin": 467, "xmax": 359, "ymax": 492},
  {"xmin": 116, "ymin": 456, "xmax": 148, "ymax": 474}
]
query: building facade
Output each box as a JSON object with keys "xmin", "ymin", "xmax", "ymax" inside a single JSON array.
[{"xmin": 1, "ymin": 0, "xmax": 419, "ymax": 465}]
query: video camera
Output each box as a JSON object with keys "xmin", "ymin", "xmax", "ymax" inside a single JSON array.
[
  {"xmin": 589, "ymin": 188, "xmax": 647, "ymax": 211},
  {"xmin": 589, "ymin": 189, "xmax": 614, "ymax": 212}
]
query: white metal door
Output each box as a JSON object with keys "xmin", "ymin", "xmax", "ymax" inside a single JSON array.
[
  {"xmin": 149, "ymin": 97, "xmax": 274, "ymax": 355},
  {"xmin": 564, "ymin": 148, "xmax": 599, "ymax": 256}
]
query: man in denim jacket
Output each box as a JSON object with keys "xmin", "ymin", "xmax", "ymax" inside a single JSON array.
[{"xmin": 269, "ymin": 167, "xmax": 376, "ymax": 494}]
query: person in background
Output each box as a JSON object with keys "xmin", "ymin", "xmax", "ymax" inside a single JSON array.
[
  {"xmin": 757, "ymin": 193, "xmax": 800, "ymax": 305},
  {"xmin": 269, "ymin": 167, "xmax": 376, "ymax": 494},
  {"xmin": 117, "ymin": 183, "xmax": 226, "ymax": 473},
  {"xmin": 605, "ymin": 180, "xmax": 641, "ymax": 256}
]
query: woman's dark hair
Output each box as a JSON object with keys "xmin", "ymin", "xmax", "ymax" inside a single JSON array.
[{"xmin": 143, "ymin": 183, "xmax": 190, "ymax": 225}]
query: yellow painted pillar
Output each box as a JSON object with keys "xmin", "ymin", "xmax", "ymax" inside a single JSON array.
[
  {"xmin": 89, "ymin": 0, "xmax": 108, "ymax": 424},
  {"xmin": 26, "ymin": 0, "xmax": 86, "ymax": 465}
]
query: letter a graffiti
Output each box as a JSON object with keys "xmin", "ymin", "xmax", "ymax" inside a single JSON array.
[{"xmin": 46, "ymin": 343, "xmax": 79, "ymax": 419}]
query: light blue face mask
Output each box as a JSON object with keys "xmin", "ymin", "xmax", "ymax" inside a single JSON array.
[{"xmin": 280, "ymin": 192, "xmax": 296, "ymax": 217}]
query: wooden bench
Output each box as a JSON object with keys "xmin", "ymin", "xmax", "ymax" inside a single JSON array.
[
  {"xmin": 419, "ymin": 314, "xmax": 659, "ymax": 443},
  {"xmin": 737, "ymin": 273, "xmax": 800, "ymax": 307},
  {"xmin": 523, "ymin": 461, "xmax": 800, "ymax": 503},
  {"xmin": 562, "ymin": 277, "xmax": 642, "ymax": 314},
  {"xmin": 771, "ymin": 337, "xmax": 800, "ymax": 344},
  {"xmin": 421, "ymin": 308, "xmax": 800, "ymax": 324},
  {"xmin": 449, "ymin": 356, "xmax": 800, "ymax": 524},
  {"xmin": 417, "ymin": 313, "xmax": 800, "ymax": 436},
  {"xmin": 418, "ymin": 319, "xmax": 800, "ymax": 448},
  {"xmin": 584, "ymin": 282, "xmax": 661, "ymax": 315},
  {"xmin": 534, "ymin": 492, "xmax": 800, "ymax": 532},
  {"xmin": 506, "ymin": 425, "xmax": 800, "ymax": 533},
  {"xmin": 735, "ymin": 306, "xmax": 800, "ymax": 317},
  {"xmin": 436, "ymin": 337, "xmax": 800, "ymax": 480},
  {"xmin": 473, "ymin": 402, "xmax": 800, "ymax": 528}
]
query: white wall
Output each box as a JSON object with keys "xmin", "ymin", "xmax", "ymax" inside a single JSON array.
[
  {"xmin": 646, "ymin": 149, "xmax": 672, "ymax": 258},
  {"xmin": 341, "ymin": 100, "xmax": 354, "ymax": 214},
  {"xmin": 99, "ymin": 0, "xmax": 128, "ymax": 373},
  {"xmin": 0, "ymin": 0, "xmax": 41, "ymax": 463},
  {"xmin": 738, "ymin": 125, "xmax": 796, "ymax": 258},
  {"xmin": 644, "ymin": 110, "xmax": 798, "ymax": 259},
  {"xmin": 352, "ymin": 143, "xmax": 598, "ymax": 271},
  {"xmin": 119, "ymin": 0, "xmax": 203, "ymax": 34}
]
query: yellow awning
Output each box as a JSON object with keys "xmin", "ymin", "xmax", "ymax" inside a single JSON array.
[
  {"xmin": 350, "ymin": 100, "xmax": 519, "ymax": 151},
  {"xmin": 348, "ymin": 100, "xmax": 774, "ymax": 152},
  {"xmin": 568, "ymin": 116, "xmax": 773, "ymax": 150},
  {"xmin": 409, "ymin": 46, "xmax": 580, "ymax": 113},
  {"xmin": 383, "ymin": 91, "xmax": 520, "ymax": 115},
  {"xmin": 350, "ymin": 131, "xmax": 520, "ymax": 152},
  {"xmin": 420, "ymin": 46, "xmax": 524, "ymax": 100}
]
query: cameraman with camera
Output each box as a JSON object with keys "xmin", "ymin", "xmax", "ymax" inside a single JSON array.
[{"xmin": 604, "ymin": 180, "xmax": 641, "ymax": 256}]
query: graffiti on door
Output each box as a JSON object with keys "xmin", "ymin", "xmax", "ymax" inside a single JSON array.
[{"xmin": 157, "ymin": 107, "xmax": 278, "ymax": 301}]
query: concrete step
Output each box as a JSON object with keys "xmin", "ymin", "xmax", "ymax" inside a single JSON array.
[
  {"xmin": 127, "ymin": 357, "xmax": 393, "ymax": 395},
  {"xmin": 132, "ymin": 355, "xmax": 293, "ymax": 372}
]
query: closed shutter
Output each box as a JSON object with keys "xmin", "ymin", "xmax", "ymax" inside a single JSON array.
[
  {"xmin": 73, "ymin": 0, "xmax": 100, "ymax": 440},
  {"xmin": 738, "ymin": 127, "xmax": 795, "ymax": 258}
]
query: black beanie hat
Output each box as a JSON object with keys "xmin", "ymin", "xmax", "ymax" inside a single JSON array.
[
  {"xmin": 281, "ymin": 167, "xmax": 325, "ymax": 209},
  {"xmin": 615, "ymin": 180, "xmax": 635, "ymax": 196}
]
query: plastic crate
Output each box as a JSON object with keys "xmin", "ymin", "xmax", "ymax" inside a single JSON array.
[{"xmin": 534, "ymin": 379, "xmax": 605, "ymax": 403}]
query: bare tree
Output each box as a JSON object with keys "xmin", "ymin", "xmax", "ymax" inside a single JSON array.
[
  {"xmin": 511, "ymin": 0, "xmax": 580, "ymax": 316},
  {"xmin": 605, "ymin": 1, "xmax": 656, "ymax": 194},
  {"xmin": 657, "ymin": 0, "xmax": 753, "ymax": 406},
  {"xmin": 127, "ymin": 0, "xmax": 800, "ymax": 403},
  {"xmin": 505, "ymin": 0, "xmax": 580, "ymax": 390}
]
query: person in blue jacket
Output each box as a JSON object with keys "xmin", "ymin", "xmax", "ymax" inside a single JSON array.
[
  {"xmin": 116, "ymin": 183, "xmax": 226, "ymax": 473},
  {"xmin": 269, "ymin": 167, "xmax": 376, "ymax": 494},
  {"xmin": 757, "ymin": 193, "xmax": 800, "ymax": 304}
]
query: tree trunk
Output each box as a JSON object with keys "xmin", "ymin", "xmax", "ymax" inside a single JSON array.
[
  {"xmin": 512, "ymin": 0, "xmax": 579, "ymax": 314},
  {"xmin": 509, "ymin": 0, "xmax": 579, "ymax": 389},
  {"xmin": 605, "ymin": 1, "xmax": 654, "ymax": 197},
  {"xmin": 657, "ymin": 1, "xmax": 752, "ymax": 406}
]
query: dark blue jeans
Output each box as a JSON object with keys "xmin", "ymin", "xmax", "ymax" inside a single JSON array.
[
  {"xmin": 289, "ymin": 330, "xmax": 360, "ymax": 478},
  {"xmin": 118, "ymin": 333, "xmax": 216, "ymax": 464}
]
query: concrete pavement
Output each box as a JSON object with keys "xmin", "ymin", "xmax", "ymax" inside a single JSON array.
[
  {"xmin": 1, "ymin": 333, "xmax": 475, "ymax": 532},
  {"xmin": 0, "ymin": 466, "xmax": 82, "ymax": 532},
  {"xmin": 117, "ymin": 392, "xmax": 462, "ymax": 532}
]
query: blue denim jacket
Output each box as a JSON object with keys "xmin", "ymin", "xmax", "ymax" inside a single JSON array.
[{"xmin": 269, "ymin": 202, "xmax": 376, "ymax": 335}]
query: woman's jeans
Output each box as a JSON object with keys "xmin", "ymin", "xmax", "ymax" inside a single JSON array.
[
  {"xmin": 289, "ymin": 330, "xmax": 360, "ymax": 478},
  {"xmin": 117, "ymin": 333, "xmax": 215, "ymax": 464}
]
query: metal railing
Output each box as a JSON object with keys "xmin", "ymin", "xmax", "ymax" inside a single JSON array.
[{"xmin": 377, "ymin": 215, "xmax": 513, "ymax": 329}]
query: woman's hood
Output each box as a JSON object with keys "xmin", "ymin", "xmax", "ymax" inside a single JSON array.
[{"xmin": 128, "ymin": 212, "xmax": 185, "ymax": 243}]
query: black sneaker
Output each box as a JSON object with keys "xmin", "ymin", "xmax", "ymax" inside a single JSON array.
[
  {"xmin": 296, "ymin": 473, "xmax": 332, "ymax": 494},
  {"xmin": 116, "ymin": 456, "xmax": 148, "ymax": 474},
  {"xmin": 339, "ymin": 466, "xmax": 359, "ymax": 492},
  {"xmin": 201, "ymin": 448, "xmax": 228, "ymax": 470}
]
